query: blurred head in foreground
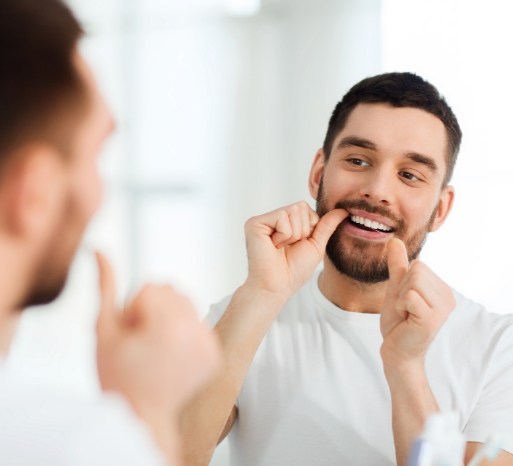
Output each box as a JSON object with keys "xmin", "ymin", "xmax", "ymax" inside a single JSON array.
[{"xmin": 0, "ymin": 0, "xmax": 114, "ymax": 310}]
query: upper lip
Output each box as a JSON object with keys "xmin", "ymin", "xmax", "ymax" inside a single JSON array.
[{"xmin": 346, "ymin": 208, "xmax": 396, "ymax": 230}]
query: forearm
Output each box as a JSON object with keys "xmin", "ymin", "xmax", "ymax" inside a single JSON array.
[
  {"xmin": 383, "ymin": 358, "xmax": 439, "ymax": 466},
  {"xmin": 181, "ymin": 283, "xmax": 287, "ymax": 466},
  {"xmin": 145, "ymin": 417, "xmax": 181, "ymax": 466},
  {"xmin": 124, "ymin": 400, "xmax": 182, "ymax": 466}
]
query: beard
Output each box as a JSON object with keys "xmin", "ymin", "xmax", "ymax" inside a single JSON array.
[
  {"xmin": 23, "ymin": 256, "xmax": 71, "ymax": 308},
  {"xmin": 18, "ymin": 194, "xmax": 82, "ymax": 309},
  {"xmin": 316, "ymin": 177, "xmax": 437, "ymax": 284}
]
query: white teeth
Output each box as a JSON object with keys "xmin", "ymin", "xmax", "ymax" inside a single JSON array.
[{"xmin": 350, "ymin": 215, "xmax": 392, "ymax": 232}]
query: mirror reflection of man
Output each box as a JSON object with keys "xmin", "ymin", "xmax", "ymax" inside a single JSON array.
[
  {"xmin": 0, "ymin": 1, "xmax": 218, "ymax": 464},
  {"xmin": 182, "ymin": 73, "xmax": 513, "ymax": 466}
]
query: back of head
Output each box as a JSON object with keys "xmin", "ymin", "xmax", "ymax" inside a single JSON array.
[
  {"xmin": 0, "ymin": 0, "xmax": 85, "ymax": 168},
  {"xmin": 322, "ymin": 72, "xmax": 462, "ymax": 185}
]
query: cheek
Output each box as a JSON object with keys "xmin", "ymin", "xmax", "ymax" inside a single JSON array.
[
  {"xmin": 322, "ymin": 173, "xmax": 358, "ymax": 202},
  {"xmin": 403, "ymin": 197, "xmax": 439, "ymax": 230},
  {"xmin": 70, "ymin": 164, "xmax": 103, "ymax": 220},
  {"xmin": 87, "ymin": 170, "xmax": 103, "ymax": 214}
]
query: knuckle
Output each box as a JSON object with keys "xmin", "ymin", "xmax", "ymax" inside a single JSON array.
[
  {"xmin": 134, "ymin": 285, "xmax": 152, "ymax": 303},
  {"xmin": 288, "ymin": 204, "xmax": 299, "ymax": 215},
  {"xmin": 279, "ymin": 210, "xmax": 290, "ymax": 221},
  {"xmin": 408, "ymin": 268, "xmax": 424, "ymax": 284},
  {"xmin": 290, "ymin": 231, "xmax": 301, "ymax": 241},
  {"xmin": 409, "ymin": 261, "xmax": 424, "ymax": 274},
  {"xmin": 244, "ymin": 217, "xmax": 256, "ymax": 231}
]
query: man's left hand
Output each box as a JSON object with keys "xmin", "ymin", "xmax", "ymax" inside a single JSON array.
[{"xmin": 380, "ymin": 238, "xmax": 456, "ymax": 367}]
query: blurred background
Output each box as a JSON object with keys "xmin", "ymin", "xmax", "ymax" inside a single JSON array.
[{"xmin": 6, "ymin": 0, "xmax": 513, "ymax": 464}]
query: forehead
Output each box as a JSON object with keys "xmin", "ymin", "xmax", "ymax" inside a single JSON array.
[
  {"xmin": 335, "ymin": 103, "xmax": 448, "ymax": 162},
  {"xmin": 73, "ymin": 51, "xmax": 114, "ymax": 144}
]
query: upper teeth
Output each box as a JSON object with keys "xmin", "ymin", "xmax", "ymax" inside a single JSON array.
[{"xmin": 350, "ymin": 215, "xmax": 392, "ymax": 232}]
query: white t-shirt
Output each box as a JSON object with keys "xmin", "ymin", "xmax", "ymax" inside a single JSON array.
[
  {"xmin": 0, "ymin": 363, "xmax": 166, "ymax": 466},
  {"xmin": 208, "ymin": 271, "xmax": 513, "ymax": 466}
]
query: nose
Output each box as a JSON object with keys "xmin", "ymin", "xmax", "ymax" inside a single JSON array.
[{"xmin": 359, "ymin": 168, "xmax": 394, "ymax": 206}]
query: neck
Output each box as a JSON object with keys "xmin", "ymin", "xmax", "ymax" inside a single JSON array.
[
  {"xmin": 318, "ymin": 257, "xmax": 389, "ymax": 313},
  {"xmin": 0, "ymin": 312, "xmax": 21, "ymax": 357}
]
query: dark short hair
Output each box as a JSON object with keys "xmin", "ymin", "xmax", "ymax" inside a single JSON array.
[
  {"xmin": 322, "ymin": 72, "xmax": 462, "ymax": 185},
  {"xmin": 0, "ymin": 0, "xmax": 85, "ymax": 166}
]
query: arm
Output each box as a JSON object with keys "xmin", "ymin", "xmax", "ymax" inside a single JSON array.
[
  {"xmin": 95, "ymin": 253, "xmax": 219, "ymax": 466},
  {"xmin": 181, "ymin": 202, "xmax": 348, "ymax": 466},
  {"xmin": 380, "ymin": 239, "xmax": 456, "ymax": 466}
]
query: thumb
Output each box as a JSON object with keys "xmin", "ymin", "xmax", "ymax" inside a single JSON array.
[
  {"xmin": 95, "ymin": 251, "xmax": 118, "ymax": 336},
  {"xmin": 309, "ymin": 209, "xmax": 348, "ymax": 253},
  {"xmin": 386, "ymin": 238, "xmax": 409, "ymax": 290}
]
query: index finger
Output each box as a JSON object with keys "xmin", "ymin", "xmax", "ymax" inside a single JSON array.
[{"xmin": 95, "ymin": 251, "xmax": 117, "ymax": 335}]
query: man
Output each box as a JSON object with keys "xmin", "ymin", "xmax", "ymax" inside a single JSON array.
[
  {"xmin": 0, "ymin": 0, "xmax": 218, "ymax": 465},
  {"xmin": 182, "ymin": 73, "xmax": 513, "ymax": 466}
]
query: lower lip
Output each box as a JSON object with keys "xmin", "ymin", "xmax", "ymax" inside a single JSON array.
[{"xmin": 341, "ymin": 220, "xmax": 393, "ymax": 241}]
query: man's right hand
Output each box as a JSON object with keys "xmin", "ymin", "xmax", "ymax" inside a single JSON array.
[
  {"xmin": 243, "ymin": 201, "xmax": 348, "ymax": 300},
  {"xmin": 181, "ymin": 203, "xmax": 346, "ymax": 466},
  {"xmin": 94, "ymin": 252, "xmax": 220, "ymax": 461}
]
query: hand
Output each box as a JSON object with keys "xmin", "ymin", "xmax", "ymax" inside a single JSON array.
[
  {"xmin": 95, "ymin": 252, "xmax": 220, "ymax": 424},
  {"xmin": 380, "ymin": 238, "xmax": 455, "ymax": 367},
  {"xmin": 243, "ymin": 201, "xmax": 348, "ymax": 299}
]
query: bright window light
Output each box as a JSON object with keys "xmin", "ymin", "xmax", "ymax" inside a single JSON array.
[{"xmin": 224, "ymin": 0, "xmax": 261, "ymax": 16}]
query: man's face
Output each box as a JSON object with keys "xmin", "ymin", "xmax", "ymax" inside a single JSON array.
[
  {"xmin": 310, "ymin": 103, "xmax": 454, "ymax": 284},
  {"xmin": 25, "ymin": 52, "xmax": 114, "ymax": 307}
]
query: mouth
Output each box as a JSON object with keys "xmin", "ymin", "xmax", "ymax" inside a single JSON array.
[{"xmin": 347, "ymin": 214, "xmax": 395, "ymax": 234}]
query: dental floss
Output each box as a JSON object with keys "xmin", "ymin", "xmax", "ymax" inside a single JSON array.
[{"xmin": 406, "ymin": 412, "xmax": 465, "ymax": 466}]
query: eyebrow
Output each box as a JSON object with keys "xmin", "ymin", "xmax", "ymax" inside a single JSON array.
[
  {"xmin": 335, "ymin": 135, "xmax": 439, "ymax": 173},
  {"xmin": 335, "ymin": 136, "xmax": 377, "ymax": 151},
  {"xmin": 406, "ymin": 152, "xmax": 438, "ymax": 173}
]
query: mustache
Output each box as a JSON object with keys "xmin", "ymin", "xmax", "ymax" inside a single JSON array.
[{"xmin": 334, "ymin": 199, "xmax": 404, "ymax": 231}]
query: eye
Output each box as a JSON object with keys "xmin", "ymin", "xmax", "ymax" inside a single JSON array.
[
  {"xmin": 399, "ymin": 171, "xmax": 420, "ymax": 182},
  {"xmin": 347, "ymin": 158, "xmax": 370, "ymax": 167}
]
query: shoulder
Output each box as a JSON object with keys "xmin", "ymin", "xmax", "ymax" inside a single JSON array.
[
  {"xmin": 206, "ymin": 275, "xmax": 318, "ymax": 328},
  {"xmin": 66, "ymin": 394, "xmax": 166, "ymax": 465},
  {"xmin": 451, "ymin": 289, "xmax": 513, "ymax": 329},
  {"xmin": 0, "ymin": 375, "xmax": 165, "ymax": 466},
  {"xmin": 442, "ymin": 289, "xmax": 513, "ymax": 350}
]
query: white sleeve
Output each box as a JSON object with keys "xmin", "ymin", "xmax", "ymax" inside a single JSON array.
[
  {"xmin": 463, "ymin": 318, "xmax": 513, "ymax": 454},
  {"xmin": 0, "ymin": 382, "xmax": 167, "ymax": 466},
  {"xmin": 205, "ymin": 294, "xmax": 232, "ymax": 328},
  {"xmin": 66, "ymin": 394, "xmax": 167, "ymax": 466}
]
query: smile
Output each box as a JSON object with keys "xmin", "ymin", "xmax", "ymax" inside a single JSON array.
[{"xmin": 349, "ymin": 215, "xmax": 394, "ymax": 233}]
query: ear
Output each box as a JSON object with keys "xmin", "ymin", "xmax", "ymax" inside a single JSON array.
[
  {"xmin": 429, "ymin": 185, "xmax": 455, "ymax": 232},
  {"xmin": 1, "ymin": 145, "xmax": 65, "ymax": 239},
  {"xmin": 308, "ymin": 149, "xmax": 326, "ymax": 200}
]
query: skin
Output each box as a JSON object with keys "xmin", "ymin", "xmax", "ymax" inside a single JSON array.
[
  {"xmin": 0, "ymin": 50, "xmax": 219, "ymax": 465},
  {"xmin": 181, "ymin": 103, "xmax": 513, "ymax": 466}
]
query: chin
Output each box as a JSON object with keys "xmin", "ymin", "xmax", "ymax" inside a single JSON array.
[{"xmin": 22, "ymin": 270, "xmax": 70, "ymax": 309}]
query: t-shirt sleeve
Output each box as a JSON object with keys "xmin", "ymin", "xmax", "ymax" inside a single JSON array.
[
  {"xmin": 463, "ymin": 316, "xmax": 513, "ymax": 454},
  {"xmin": 205, "ymin": 294, "xmax": 233, "ymax": 328},
  {"xmin": 67, "ymin": 394, "xmax": 167, "ymax": 466}
]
